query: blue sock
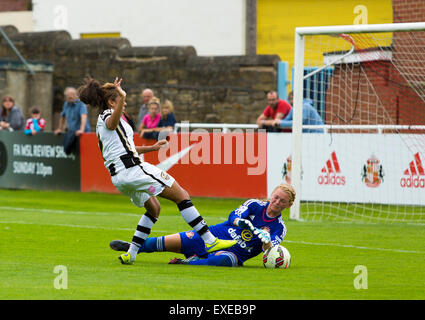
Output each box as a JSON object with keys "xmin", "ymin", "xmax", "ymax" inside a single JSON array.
[
  {"xmin": 188, "ymin": 254, "xmax": 234, "ymax": 267},
  {"xmin": 137, "ymin": 237, "xmax": 165, "ymax": 253}
]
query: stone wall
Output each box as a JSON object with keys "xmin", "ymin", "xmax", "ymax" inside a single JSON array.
[{"xmin": 0, "ymin": 26, "xmax": 279, "ymax": 131}]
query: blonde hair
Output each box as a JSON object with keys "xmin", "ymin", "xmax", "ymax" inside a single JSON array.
[
  {"xmin": 271, "ymin": 183, "xmax": 296, "ymax": 206},
  {"xmin": 148, "ymin": 97, "xmax": 160, "ymax": 109},
  {"xmin": 161, "ymin": 99, "xmax": 174, "ymax": 115}
]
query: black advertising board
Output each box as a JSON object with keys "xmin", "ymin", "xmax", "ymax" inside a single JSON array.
[{"xmin": 0, "ymin": 131, "xmax": 80, "ymax": 191}]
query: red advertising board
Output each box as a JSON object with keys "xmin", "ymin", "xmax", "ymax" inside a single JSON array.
[{"xmin": 80, "ymin": 132, "xmax": 267, "ymax": 198}]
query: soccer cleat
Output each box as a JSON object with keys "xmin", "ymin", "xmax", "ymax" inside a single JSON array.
[
  {"xmin": 169, "ymin": 255, "xmax": 200, "ymax": 265},
  {"xmin": 118, "ymin": 252, "xmax": 133, "ymax": 265},
  {"xmin": 168, "ymin": 257, "xmax": 184, "ymax": 264},
  {"xmin": 205, "ymin": 238, "xmax": 237, "ymax": 253},
  {"xmin": 110, "ymin": 240, "xmax": 130, "ymax": 252}
]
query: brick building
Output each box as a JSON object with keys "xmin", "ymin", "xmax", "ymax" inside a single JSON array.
[{"xmin": 325, "ymin": 0, "xmax": 425, "ymax": 127}]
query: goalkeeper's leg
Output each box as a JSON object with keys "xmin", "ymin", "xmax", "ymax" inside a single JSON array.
[
  {"xmin": 169, "ymin": 251, "xmax": 238, "ymax": 267},
  {"xmin": 188, "ymin": 252, "xmax": 238, "ymax": 267}
]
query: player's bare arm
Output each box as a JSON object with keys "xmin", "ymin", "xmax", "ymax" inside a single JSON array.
[
  {"xmin": 135, "ymin": 140, "xmax": 167, "ymax": 154},
  {"xmin": 105, "ymin": 77, "xmax": 126, "ymax": 130}
]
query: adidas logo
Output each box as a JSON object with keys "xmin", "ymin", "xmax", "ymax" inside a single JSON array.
[
  {"xmin": 400, "ymin": 152, "xmax": 425, "ymax": 188},
  {"xmin": 318, "ymin": 151, "xmax": 346, "ymax": 186}
]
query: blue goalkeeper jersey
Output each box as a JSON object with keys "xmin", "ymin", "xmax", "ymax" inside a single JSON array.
[{"xmin": 208, "ymin": 199, "xmax": 287, "ymax": 264}]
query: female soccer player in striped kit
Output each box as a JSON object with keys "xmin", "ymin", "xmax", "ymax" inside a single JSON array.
[{"xmin": 78, "ymin": 77, "xmax": 236, "ymax": 264}]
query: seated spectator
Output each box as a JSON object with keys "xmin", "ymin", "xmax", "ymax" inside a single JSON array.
[
  {"xmin": 158, "ymin": 99, "xmax": 176, "ymax": 131},
  {"xmin": 256, "ymin": 91, "xmax": 291, "ymax": 132},
  {"xmin": 137, "ymin": 88, "xmax": 154, "ymax": 130},
  {"xmin": 24, "ymin": 107, "xmax": 46, "ymax": 136},
  {"xmin": 139, "ymin": 98, "xmax": 161, "ymax": 139},
  {"xmin": 273, "ymin": 92, "xmax": 324, "ymax": 133},
  {"xmin": 0, "ymin": 95, "xmax": 25, "ymax": 131}
]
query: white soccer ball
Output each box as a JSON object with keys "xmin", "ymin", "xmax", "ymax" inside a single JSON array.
[{"xmin": 262, "ymin": 245, "xmax": 291, "ymax": 269}]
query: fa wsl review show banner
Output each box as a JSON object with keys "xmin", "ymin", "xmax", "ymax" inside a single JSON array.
[{"xmin": 0, "ymin": 131, "xmax": 80, "ymax": 190}]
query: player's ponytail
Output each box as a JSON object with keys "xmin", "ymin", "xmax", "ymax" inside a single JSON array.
[{"xmin": 78, "ymin": 77, "xmax": 119, "ymax": 112}]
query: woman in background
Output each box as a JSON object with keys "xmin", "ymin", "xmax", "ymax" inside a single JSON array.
[
  {"xmin": 158, "ymin": 99, "xmax": 177, "ymax": 132},
  {"xmin": 0, "ymin": 95, "xmax": 25, "ymax": 131},
  {"xmin": 139, "ymin": 98, "xmax": 161, "ymax": 139}
]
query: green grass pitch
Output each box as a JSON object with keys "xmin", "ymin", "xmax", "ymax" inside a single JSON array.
[{"xmin": 0, "ymin": 189, "xmax": 424, "ymax": 300}]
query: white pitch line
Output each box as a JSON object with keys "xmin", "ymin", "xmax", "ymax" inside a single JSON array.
[
  {"xmin": 0, "ymin": 220, "xmax": 167, "ymax": 233},
  {"xmin": 282, "ymin": 239, "xmax": 425, "ymax": 254},
  {"xmin": 0, "ymin": 206, "xmax": 141, "ymax": 217}
]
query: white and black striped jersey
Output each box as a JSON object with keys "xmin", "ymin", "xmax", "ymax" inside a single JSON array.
[{"xmin": 96, "ymin": 108, "xmax": 140, "ymax": 175}]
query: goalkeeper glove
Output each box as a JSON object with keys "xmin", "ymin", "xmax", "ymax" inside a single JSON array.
[
  {"xmin": 254, "ymin": 228, "xmax": 271, "ymax": 244},
  {"xmin": 236, "ymin": 218, "xmax": 255, "ymax": 231}
]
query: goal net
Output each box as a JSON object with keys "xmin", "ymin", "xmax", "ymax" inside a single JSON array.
[{"xmin": 290, "ymin": 23, "xmax": 425, "ymax": 223}]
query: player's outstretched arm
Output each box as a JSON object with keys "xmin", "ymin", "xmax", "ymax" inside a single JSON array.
[
  {"xmin": 135, "ymin": 140, "xmax": 167, "ymax": 154},
  {"xmin": 105, "ymin": 77, "xmax": 126, "ymax": 130}
]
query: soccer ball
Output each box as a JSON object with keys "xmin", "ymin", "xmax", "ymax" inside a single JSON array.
[{"xmin": 262, "ymin": 245, "xmax": 291, "ymax": 269}]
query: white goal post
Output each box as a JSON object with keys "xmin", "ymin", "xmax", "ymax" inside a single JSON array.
[{"xmin": 290, "ymin": 22, "xmax": 425, "ymax": 222}]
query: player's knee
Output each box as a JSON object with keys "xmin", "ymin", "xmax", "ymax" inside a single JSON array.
[
  {"xmin": 146, "ymin": 197, "xmax": 161, "ymax": 218},
  {"xmin": 172, "ymin": 182, "xmax": 190, "ymax": 203}
]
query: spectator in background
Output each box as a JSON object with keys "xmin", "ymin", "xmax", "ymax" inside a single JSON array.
[
  {"xmin": 137, "ymin": 88, "xmax": 154, "ymax": 129},
  {"xmin": 54, "ymin": 87, "xmax": 91, "ymax": 154},
  {"xmin": 121, "ymin": 109, "xmax": 136, "ymax": 132},
  {"xmin": 139, "ymin": 98, "xmax": 161, "ymax": 139},
  {"xmin": 158, "ymin": 99, "xmax": 176, "ymax": 132},
  {"xmin": 256, "ymin": 91, "xmax": 291, "ymax": 132},
  {"xmin": 0, "ymin": 95, "xmax": 25, "ymax": 131},
  {"xmin": 55, "ymin": 87, "xmax": 91, "ymax": 136},
  {"xmin": 24, "ymin": 107, "xmax": 46, "ymax": 136},
  {"xmin": 273, "ymin": 91, "xmax": 324, "ymax": 133}
]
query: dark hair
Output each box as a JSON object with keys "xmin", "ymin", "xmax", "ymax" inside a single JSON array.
[
  {"xmin": 1, "ymin": 95, "xmax": 15, "ymax": 117},
  {"xmin": 31, "ymin": 107, "xmax": 40, "ymax": 114},
  {"xmin": 78, "ymin": 77, "xmax": 119, "ymax": 112}
]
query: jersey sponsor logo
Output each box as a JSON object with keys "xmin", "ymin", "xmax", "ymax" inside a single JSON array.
[
  {"xmin": 227, "ymin": 228, "xmax": 253, "ymax": 252},
  {"xmin": 361, "ymin": 155, "xmax": 384, "ymax": 188},
  {"xmin": 318, "ymin": 151, "xmax": 346, "ymax": 186},
  {"xmin": 400, "ymin": 152, "xmax": 425, "ymax": 188},
  {"xmin": 241, "ymin": 229, "xmax": 253, "ymax": 242}
]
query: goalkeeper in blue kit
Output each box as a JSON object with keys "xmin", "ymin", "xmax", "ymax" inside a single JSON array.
[{"xmin": 110, "ymin": 184, "xmax": 295, "ymax": 267}]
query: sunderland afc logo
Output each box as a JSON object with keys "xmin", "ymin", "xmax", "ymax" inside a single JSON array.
[
  {"xmin": 400, "ymin": 152, "xmax": 425, "ymax": 188},
  {"xmin": 361, "ymin": 155, "xmax": 384, "ymax": 188},
  {"xmin": 318, "ymin": 151, "xmax": 346, "ymax": 186}
]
